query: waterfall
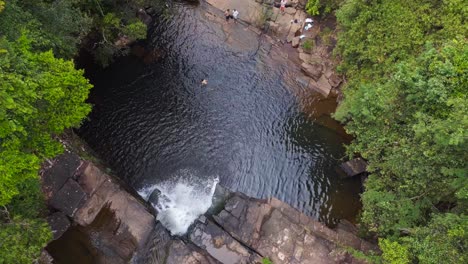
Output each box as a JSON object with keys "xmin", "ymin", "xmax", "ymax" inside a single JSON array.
[{"xmin": 138, "ymin": 169, "xmax": 219, "ymax": 235}]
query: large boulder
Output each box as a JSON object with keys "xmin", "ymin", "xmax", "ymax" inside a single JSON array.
[{"xmin": 301, "ymin": 62, "xmax": 323, "ymax": 80}]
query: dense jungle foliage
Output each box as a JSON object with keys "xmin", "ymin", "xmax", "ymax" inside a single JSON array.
[
  {"xmin": 0, "ymin": 0, "xmax": 158, "ymax": 262},
  {"xmin": 328, "ymin": 0, "xmax": 467, "ymax": 263},
  {"xmin": 0, "ymin": 0, "xmax": 466, "ymax": 262}
]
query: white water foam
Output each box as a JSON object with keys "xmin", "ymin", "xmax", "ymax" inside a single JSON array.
[{"xmin": 138, "ymin": 170, "xmax": 219, "ymax": 235}]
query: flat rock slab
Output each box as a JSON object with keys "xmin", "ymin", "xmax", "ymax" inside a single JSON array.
[
  {"xmin": 42, "ymin": 152, "xmax": 81, "ymax": 198},
  {"xmin": 209, "ymin": 194, "xmax": 377, "ymax": 263},
  {"xmin": 190, "ymin": 220, "xmax": 262, "ymax": 263},
  {"xmin": 73, "ymin": 163, "xmax": 155, "ymax": 248},
  {"xmin": 141, "ymin": 223, "xmax": 221, "ymax": 264},
  {"xmin": 45, "ymin": 160, "xmax": 155, "ymax": 263},
  {"xmin": 340, "ymin": 158, "xmax": 367, "ymax": 177},
  {"xmin": 47, "ymin": 212, "xmax": 70, "ymax": 240},
  {"xmin": 50, "ymin": 179, "xmax": 86, "ymax": 217},
  {"xmin": 205, "ymin": 0, "xmax": 264, "ymax": 26}
]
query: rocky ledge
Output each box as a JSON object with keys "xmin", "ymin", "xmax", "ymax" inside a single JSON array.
[
  {"xmin": 139, "ymin": 188, "xmax": 378, "ymax": 264},
  {"xmin": 41, "ymin": 152, "xmax": 155, "ymax": 263},
  {"xmin": 203, "ymin": 0, "xmax": 343, "ymax": 98},
  {"xmin": 41, "ymin": 153, "xmax": 377, "ymax": 264}
]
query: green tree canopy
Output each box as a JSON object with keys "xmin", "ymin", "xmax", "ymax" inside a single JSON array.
[
  {"xmin": 0, "ymin": 35, "xmax": 92, "ymax": 205},
  {"xmin": 0, "ymin": 35, "xmax": 92, "ymax": 263},
  {"xmin": 334, "ymin": 0, "xmax": 467, "ymax": 262}
]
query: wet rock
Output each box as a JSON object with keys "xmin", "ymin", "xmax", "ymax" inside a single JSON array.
[
  {"xmin": 301, "ymin": 62, "xmax": 323, "ymax": 80},
  {"xmin": 148, "ymin": 188, "xmax": 162, "ymax": 206},
  {"xmin": 291, "ymin": 36, "xmax": 300, "ymax": 48},
  {"xmin": 50, "ymin": 179, "xmax": 86, "ymax": 217},
  {"xmin": 47, "ymin": 212, "xmax": 70, "ymax": 240},
  {"xmin": 42, "ymin": 152, "xmax": 81, "ymax": 199},
  {"xmin": 295, "ymin": 76, "xmax": 312, "ymax": 88},
  {"xmin": 208, "ymin": 184, "xmax": 232, "ymax": 215}
]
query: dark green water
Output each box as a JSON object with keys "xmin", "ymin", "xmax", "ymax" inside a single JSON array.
[{"xmin": 78, "ymin": 2, "xmax": 361, "ymax": 227}]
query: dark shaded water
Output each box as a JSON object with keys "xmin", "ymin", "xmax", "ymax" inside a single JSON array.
[{"xmin": 79, "ymin": 3, "xmax": 361, "ymax": 226}]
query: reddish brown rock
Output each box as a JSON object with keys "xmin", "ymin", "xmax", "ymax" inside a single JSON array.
[
  {"xmin": 292, "ymin": 36, "xmax": 300, "ymax": 48},
  {"xmin": 301, "ymin": 62, "xmax": 323, "ymax": 80}
]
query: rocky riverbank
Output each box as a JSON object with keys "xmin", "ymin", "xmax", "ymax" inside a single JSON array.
[
  {"xmin": 203, "ymin": 0, "xmax": 343, "ymax": 98},
  {"xmin": 40, "ymin": 152, "xmax": 377, "ymax": 264},
  {"xmin": 139, "ymin": 188, "xmax": 378, "ymax": 264},
  {"xmin": 37, "ymin": 2, "xmax": 371, "ymax": 263}
]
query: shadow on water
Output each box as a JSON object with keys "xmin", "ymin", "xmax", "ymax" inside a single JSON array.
[
  {"xmin": 78, "ymin": 2, "xmax": 361, "ymax": 227},
  {"xmin": 47, "ymin": 205, "xmax": 137, "ymax": 264}
]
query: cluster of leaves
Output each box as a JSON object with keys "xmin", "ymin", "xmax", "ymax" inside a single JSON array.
[
  {"xmin": 80, "ymin": 0, "xmax": 161, "ymax": 66},
  {"xmin": 334, "ymin": 0, "xmax": 467, "ymax": 263},
  {"xmin": 306, "ymin": 0, "xmax": 344, "ymax": 16},
  {"xmin": 0, "ymin": 0, "xmax": 159, "ymax": 65},
  {"xmin": 0, "ymin": 1, "xmax": 165, "ymax": 262},
  {"xmin": 0, "ymin": 34, "xmax": 92, "ymax": 263}
]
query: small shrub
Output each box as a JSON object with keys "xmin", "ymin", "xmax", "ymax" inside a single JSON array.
[
  {"xmin": 302, "ymin": 39, "xmax": 314, "ymax": 52},
  {"xmin": 319, "ymin": 27, "xmax": 333, "ymax": 46},
  {"xmin": 261, "ymin": 257, "xmax": 273, "ymax": 264}
]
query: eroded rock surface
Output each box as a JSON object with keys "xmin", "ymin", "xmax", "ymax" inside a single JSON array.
[
  {"xmin": 141, "ymin": 188, "xmax": 378, "ymax": 264},
  {"xmin": 203, "ymin": 0, "xmax": 342, "ymax": 98},
  {"xmin": 42, "ymin": 153, "xmax": 155, "ymax": 263},
  {"xmin": 208, "ymin": 193, "xmax": 378, "ymax": 264}
]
